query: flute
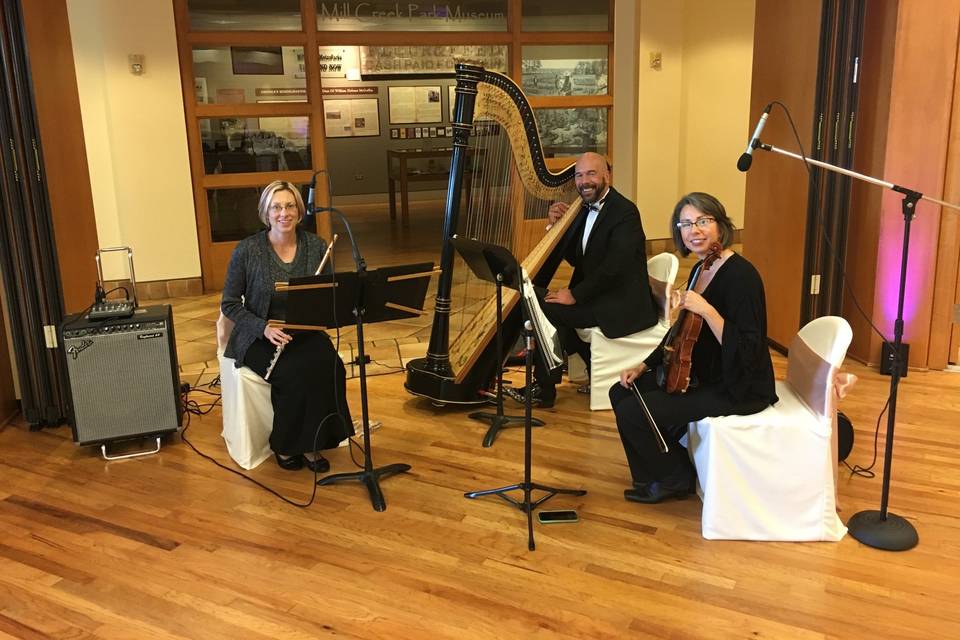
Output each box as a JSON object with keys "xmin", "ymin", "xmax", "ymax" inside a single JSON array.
[{"xmin": 314, "ymin": 233, "xmax": 338, "ymax": 275}]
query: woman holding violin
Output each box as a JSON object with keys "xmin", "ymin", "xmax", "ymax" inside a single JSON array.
[{"xmin": 609, "ymin": 192, "xmax": 777, "ymax": 504}]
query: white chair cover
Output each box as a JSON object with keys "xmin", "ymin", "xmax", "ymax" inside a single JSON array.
[
  {"xmin": 577, "ymin": 252, "xmax": 679, "ymax": 410},
  {"xmin": 217, "ymin": 313, "xmax": 274, "ymax": 470},
  {"xmin": 687, "ymin": 316, "xmax": 853, "ymax": 541}
]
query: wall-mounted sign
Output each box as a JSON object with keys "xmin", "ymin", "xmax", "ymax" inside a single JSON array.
[
  {"xmin": 318, "ymin": 2, "xmax": 508, "ymax": 32},
  {"xmin": 322, "ymin": 87, "xmax": 379, "ymax": 96},
  {"xmin": 317, "ymin": 45, "xmax": 360, "ymax": 78}
]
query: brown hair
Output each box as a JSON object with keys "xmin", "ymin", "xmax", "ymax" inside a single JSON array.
[{"xmin": 670, "ymin": 192, "xmax": 736, "ymax": 257}]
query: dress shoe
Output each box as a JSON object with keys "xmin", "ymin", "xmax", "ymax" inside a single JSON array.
[
  {"xmin": 304, "ymin": 454, "xmax": 329, "ymax": 473},
  {"xmin": 504, "ymin": 384, "xmax": 555, "ymax": 408},
  {"xmin": 275, "ymin": 453, "xmax": 305, "ymax": 471},
  {"xmin": 623, "ymin": 481, "xmax": 690, "ymax": 504}
]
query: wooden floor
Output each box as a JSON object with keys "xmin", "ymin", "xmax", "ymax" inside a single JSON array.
[{"xmin": 1, "ymin": 351, "xmax": 959, "ymax": 638}]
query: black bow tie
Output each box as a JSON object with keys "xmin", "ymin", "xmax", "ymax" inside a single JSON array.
[{"xmin": 585, "ymin": 198, "xmax": 605, "ymax": 212}]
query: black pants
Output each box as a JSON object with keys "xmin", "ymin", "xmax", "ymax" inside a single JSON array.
[
  {"xmin": 608, "ymin": 370, "xmax": 768, "ymax": 487},
  {"xmin": 245, "ymin": 332, "xmax": 354, "ymax": 456},
  {"xmin": 535, "ymin": 287, "xmax": 598, "ymax": 394}
]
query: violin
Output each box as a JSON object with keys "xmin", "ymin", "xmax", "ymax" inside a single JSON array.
[{"xmin": 656, "ymin": 243, "xmax": 723, "ymax": 394}]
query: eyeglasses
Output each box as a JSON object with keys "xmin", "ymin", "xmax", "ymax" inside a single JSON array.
[
  {"xmin": 676, "ymin": 217, "xmax": 716, "ymax": 231},
  {"xmin": 269, "ymin": 203, "xmax": 299, "ymax": 214}
]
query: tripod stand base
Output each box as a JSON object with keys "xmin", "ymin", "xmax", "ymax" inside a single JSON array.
[
  {"xmin": 847, "ymin": 509, "xmax": 918, "ymax": 551},
  {"xmin": 317, "ymin": 463, "xmax": 411, "ymax": 512},
  {"xmin": 465, "ymin": 482, "xmax": 587, "ymax": 550},
  {"xmin": 469, "ymin": 411, "xmax": 543, "ymax": 448}
]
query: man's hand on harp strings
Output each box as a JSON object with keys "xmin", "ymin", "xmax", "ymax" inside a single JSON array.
[{"xmin": 546, "ymin": 201, "xmax": 570, "ymax": 229}]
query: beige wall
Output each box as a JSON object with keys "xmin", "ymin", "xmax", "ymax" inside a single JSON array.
[
  {"xmin": 636, "ymin": 0, "xmax": 755, "ymax": 239},
  {"xmin": 612, "ymin": 0, "xmax": 639, "ymax": 202},
  {"xmin": 67, "ymin": 0, "xmax": 199, "ymax": 282}
]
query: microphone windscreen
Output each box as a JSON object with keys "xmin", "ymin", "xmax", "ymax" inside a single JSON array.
[{"xmin": 736, "ymin": 153, "xmax": 753, "ymax": 172}]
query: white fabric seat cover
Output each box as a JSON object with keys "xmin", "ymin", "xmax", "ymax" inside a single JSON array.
[
  {"xmin": 687, "ymin": 315, "xmax": 852, "ymax": 541},
  {"xmin": 576, "ymin": 252, "xmax": 679, "ymax": 410},
  {"xmin": 217, "ymin": 313, "xmax": 274, "ymax": 469}
]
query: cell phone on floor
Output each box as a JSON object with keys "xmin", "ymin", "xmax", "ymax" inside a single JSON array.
[{"xmin": 537, "ymin": 509, "xmax": 579, "ymax": 524}]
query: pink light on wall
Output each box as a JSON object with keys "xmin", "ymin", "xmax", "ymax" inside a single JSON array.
[{"xmin": 874, "ymin": 192, "xmax": 940, "ymax": 341}]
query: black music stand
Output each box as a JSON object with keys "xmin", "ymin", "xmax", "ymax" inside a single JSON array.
[
  {"xmin": 464, "ymin": 317, "xmax": 586, "ymax": 551},
  {"xmin": 450, "ymin": 236, "xmax": 542, "ymax": 447},
  {"xmin": 278, "ymin": 262, "xmax": 433, "ymax": 512}
]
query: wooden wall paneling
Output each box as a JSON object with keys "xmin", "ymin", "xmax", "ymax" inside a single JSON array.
[
  {"xmin": 868, "ymin": 0, "xmax": 960, "ymax": 368},
  {"xmin": 173, "ymin": 0, "xmax": 214, "ymax": 292},
  {"xmin": 843, "ymin": 0, "xmax": 897, "ymax": 365},
  {"xmin": 929, "ymin": 28, "xmax": 960, "ymax": 369},
  {"xmin": 302, "ymin": 0, "xmax": 331, "ymax": 241},
  {"xmin": 742, "ymin": 0, "xmax": 823, "ymax": 349},
  {"xmin": 19, "ymin": 0, "xmax": 99, "ymax": 314}
]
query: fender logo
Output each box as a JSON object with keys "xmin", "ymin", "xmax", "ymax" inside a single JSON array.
[{"xmin": 67, "ymin": 339, "xmax": 94, "ymax": 360}]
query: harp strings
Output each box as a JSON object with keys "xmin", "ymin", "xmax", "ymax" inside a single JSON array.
[{"xmin": 449, "ymin": 119, "xmax": 521, "ymax": 338}]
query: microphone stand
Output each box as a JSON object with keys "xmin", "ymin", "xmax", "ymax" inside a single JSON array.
[
  {"xmin": 754, "ymin": 139, "xmax": 960, "ymax": 551},
  {"xmin": 309, "ymin": 200, "xmax": 411, "ymax": 512}
]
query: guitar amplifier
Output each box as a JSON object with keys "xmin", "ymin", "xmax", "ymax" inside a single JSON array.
[{"xmin": 60, "ymin": 304, "xmax": 182, "ymax": 446}]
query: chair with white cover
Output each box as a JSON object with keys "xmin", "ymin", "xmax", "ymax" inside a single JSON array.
[
  {"xmin": 217, "ymin": 313, "xmax": 274, "ymax": 469},
  {"xmin": 576, "ymin": 252, "xmax": 679, "ymax": 410},
  {"xmin": 686, "ymin": 315, "xmax": 853, "ymax": 541}
]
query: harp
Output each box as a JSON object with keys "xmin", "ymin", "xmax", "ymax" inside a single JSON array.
[{"xmin": 404, "ymin": 64, "xmax": 581, "ymax": 404}]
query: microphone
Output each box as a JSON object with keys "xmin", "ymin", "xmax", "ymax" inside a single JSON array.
[
  {"xmin": 306, "ymin": 171, "xmax": 318, "ymax": 215},
  {"xmin": 737, "ymin": 103, "xmax": 773, "ymax": 172}
]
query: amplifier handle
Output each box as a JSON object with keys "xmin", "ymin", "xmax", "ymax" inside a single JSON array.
[
  {"xmin": 95, "ymin": 246, "xmax": 139, "ymax": 308},
  {"xmin": 100, "ymin": 436, "xmax": 161, "ymax": 460}
]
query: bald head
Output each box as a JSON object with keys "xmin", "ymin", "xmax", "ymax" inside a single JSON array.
[{"xmin": 574, "ymin": 153, "xmax": 609, "ymax": 204}]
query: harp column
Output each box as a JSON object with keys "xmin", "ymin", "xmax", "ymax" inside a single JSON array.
[{"xmin": 422, "ymin": 64, "xmax": 484, "ymax": 375}]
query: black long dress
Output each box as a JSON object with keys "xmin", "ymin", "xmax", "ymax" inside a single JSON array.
[
  {"xmin": 225, "ymin": 231, "xmax": 353, "ymax": 457},
  {"xmin": 608, "ymin": 252, "xmax": 778, "ymax": 487}
]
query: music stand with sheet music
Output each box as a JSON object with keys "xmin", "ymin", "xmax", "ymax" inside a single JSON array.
[
  {"xmin": 452, "ymin": 237, "xmax": 586, "ymax": 550},
  {"xmin": 464, "ymin": 319, "xmax": 587, "ymax": 551},
  {"xmin": 450, "ymin": 235, "xmax": 542, "ymax": 447},
  {"xmin": 273, "ymin": 261, "xmax": 433, "ymax": 512}
]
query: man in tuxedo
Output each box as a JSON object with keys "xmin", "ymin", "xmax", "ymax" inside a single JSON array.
[{"xmin": 515, "ymin": 152, "xmax": 658, "ymax": 407}]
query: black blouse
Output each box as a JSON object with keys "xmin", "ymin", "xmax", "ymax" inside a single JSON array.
[{"xmin": 645, "ymin": 253, "xmax": 777, "ymax": 406}]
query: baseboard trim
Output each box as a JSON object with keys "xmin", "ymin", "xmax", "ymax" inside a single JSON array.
[{"xmin": 103, "ymin": 277, "xmax": 203, "ymax": 301}]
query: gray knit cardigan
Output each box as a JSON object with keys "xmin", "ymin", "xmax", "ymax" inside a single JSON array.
[{"xmin": 221, "ymin": 229, "xmax": 328, "ymax": 366}]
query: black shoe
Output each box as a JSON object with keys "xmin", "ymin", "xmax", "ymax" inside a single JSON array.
[
  {"xmin": 623, "ymin": 481, "xmax": 690, "ymax": 504},
  {"xmin": 275, "ymin": 453, "xmax": 305, "ymax": 471},
  {"xmin": 504, "ymin": 384, "xmax": 555, "ymax": 409},
  {"xmin": 305, "ymin": 455, "xmax": 329, "ymax": 473}
]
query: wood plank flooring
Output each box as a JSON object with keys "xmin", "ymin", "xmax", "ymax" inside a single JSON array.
[{"xmin": 1, "ymin": 352, "xmax": 959, "ymax": 638}]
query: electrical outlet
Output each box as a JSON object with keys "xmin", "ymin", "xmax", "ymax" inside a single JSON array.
[{"xmin": 354, "ymin": 172, "xmax": 364, "ymax": 180}]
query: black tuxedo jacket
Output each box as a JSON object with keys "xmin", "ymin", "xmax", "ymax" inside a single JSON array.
[{"xmin": 560, "ymin": 187, "xmax": 658, "ymax": 338}]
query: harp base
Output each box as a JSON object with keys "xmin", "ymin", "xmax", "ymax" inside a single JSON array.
[{"xmin": 404, "ymin": 357, "xmax": 492, "ymax": 406}]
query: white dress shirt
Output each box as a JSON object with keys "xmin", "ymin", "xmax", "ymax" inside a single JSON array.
[{"xmin": 581, "ymin": 189, "xmax": 610, "ymax": 253}]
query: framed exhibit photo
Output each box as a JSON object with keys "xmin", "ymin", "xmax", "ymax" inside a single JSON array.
[{"xmin": 231, "ymin": 47, "xmax": 285, "ymax": 75}]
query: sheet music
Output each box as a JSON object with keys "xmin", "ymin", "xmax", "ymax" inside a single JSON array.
[{"xmin": 520, "ymin": 270, "xmax": 564, "ymax": 370}]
